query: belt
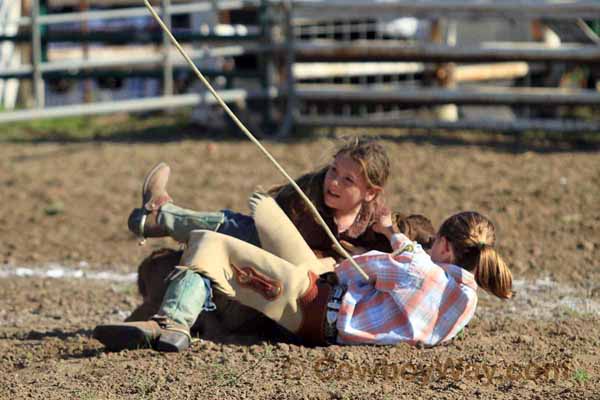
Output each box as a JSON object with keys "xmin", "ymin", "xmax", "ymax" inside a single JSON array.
[{"xmin": 323, "ymin": 283, "xmax": 347, "ymax": 344}]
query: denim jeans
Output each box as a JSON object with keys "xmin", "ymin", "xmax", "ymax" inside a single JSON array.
[
  {"xmin": 156, "ymin": 203, "xmax": 261, "ymax": 326},
  {"xmin": 158, "ymin": 203, "xmax": 260, "ymax": 246},
  {"xmin": 157, "ymin": 269, "xmax": 216, "ymax": 328}
]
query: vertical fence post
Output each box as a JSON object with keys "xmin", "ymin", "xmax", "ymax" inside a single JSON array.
[
  {"xmin": 431, "ymin": 18, "xmax": 458, "ymax": 122},
  {"xmin": 31, "ymin": 0, "xmax": 44, "ymax": 108},
  {"xmin": 259, "ymin": 0, "xmax": 274, "ymax": 133},
  {"xmin": 277, "ymin": 0, "xmax": 296, "ymax": 136},
  {"xmin": 161, "ymin": 0, "xmax": 173, "ymax": 96},
  {"xmin": 80, "ymin": 0, "xmax": 92, "ymax": 103}
]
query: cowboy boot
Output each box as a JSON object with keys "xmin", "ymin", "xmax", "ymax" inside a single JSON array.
[
  {"xmin": 92, "ymin": 316, "xmax": 191, "ymax": 352},
  {"xmin": 153, "ymin": 269, "xmax": 214, "ymax": 352},
  {"xmin": 128, "ymin": 162, "xmax": 229, "ymax": 242},
  {"xmin": 127, "ymin": 162, "xmax": 172, "ymax": 238},
  {"xmin": 128, "ymin": 207, "xmax": 169, "ymax": 238},
  {"xmin": 99, "ymin": 269, "xmax": 214, "ymax": 352}
]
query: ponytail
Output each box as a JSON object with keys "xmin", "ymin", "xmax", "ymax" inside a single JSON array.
[
  {"xmin": 474, "ymin": 245, "xmax": 513, "ymax": 299},
  {"xmin": 439, "ymin": 212, "xmax": 513, "ymax": 299}
]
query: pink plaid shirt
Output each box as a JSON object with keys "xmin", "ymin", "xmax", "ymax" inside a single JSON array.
[{"xmin": 334, "ymin": 233, "xmax": 478, "ymax": 346}]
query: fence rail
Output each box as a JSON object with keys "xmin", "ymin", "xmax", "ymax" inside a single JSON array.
[
  {"xmin": 291, "ymin": 0, "xmax": 600, "ymax": 20},
  {"xmin": 17, "ymin": 1, "xmax": 260, "ymax": 26},
  {"xmin": 1, "ymin": 0, "xmax": 275, "ymax": 121},
  {"xmin": 290, "ymin": 41, "xmax": 600, "ymax": 63},
  {"xmin": 0, "ymin": 88, "xmax": 275, "ymax": 123},
  {"xmin": 295, "ymin": 86, "xmax": 600, "ymax": 106},
  {"xmin": 295, "ymin": 116, "xmax": 600, "ymax": 134},
  {"xmin": 284, "ymin": 1, "xmax": 600, "ymax": 135},
  {"xmin": 0, "ymin": 0, "xmax": 599, "ymax": 134},
  {"xmin": 0, "ymin": 44, "xmax": 270, "ymax": 79}
]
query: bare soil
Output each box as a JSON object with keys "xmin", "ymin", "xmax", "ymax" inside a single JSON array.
[{"xmin": 1, "ymin": 128, "xmax": 599, "ymax": 399}]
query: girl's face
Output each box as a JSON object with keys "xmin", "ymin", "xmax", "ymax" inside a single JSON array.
[
  {"xmin": 427, "ymin": 234, "xmax": 455, "ymax": 264},
  {"xmin": 323, "ymin": 153, "xmax": 378, "ymax": 213}
]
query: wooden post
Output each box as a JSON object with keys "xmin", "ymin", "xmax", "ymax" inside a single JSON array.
[
  {"xmin": 431, "ymin": 18, "xmax": 458, "ymax": 122},
  {"xmin": 277, "ymin": 0, "xmax": 296, "ymax": 137},
  {"xmin": 17, "ymin": 0, "xmax": 33, "ymax": 108},
  {"xmin": 259, "ymin": 0, "xmax": 274, "ymax": 133},
  {"xmin": 80, "ymin": 0, "xmax": 92, "ymax": 103},
  {"xmin": 31, "ymin": 0, "xmax": 44, "ymax": 108},
  {"xmin": 161, "ymin": 0, "xmax": 173, "ymax": 96}
]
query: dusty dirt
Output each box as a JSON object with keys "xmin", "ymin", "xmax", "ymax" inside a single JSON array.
[{"xmin": 0, "ymin": 127, "xmax": 599, "ymax": 399}]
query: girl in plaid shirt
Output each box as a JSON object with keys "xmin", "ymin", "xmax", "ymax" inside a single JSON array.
[
  {"xmin": 333, "ymin": 210, "xmax": 513, "ymax": 346},
  {"xmin": 94, "ymin": 196, "xmax": 511, "ymax": 351}
]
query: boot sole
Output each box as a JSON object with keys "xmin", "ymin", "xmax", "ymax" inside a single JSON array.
[
  {"xmin": 93, "ymin": 324, "xmax": 154, "ymax": 351},
  {"xmin": 155, "ymin": 336, "xmax": 190, "ymax": 352}
]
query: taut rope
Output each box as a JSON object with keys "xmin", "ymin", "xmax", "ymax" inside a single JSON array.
[{"xmin": 144, "ymin": 0, "xmax": 369, "ymax": 280}]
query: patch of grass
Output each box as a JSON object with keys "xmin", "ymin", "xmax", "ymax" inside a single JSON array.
[
  {"xmin": 70, "ymin": 391, "xmax": 97, "ymax": 400},
  {"xmin": 573, "ymin": 368, "xmax": 590, "ymax": 384},
  {"xmin": 132, "ymin": 376, "xmax": 158, "ymax": 397},
  {"xmin": 520, "ymin": 128, "xmax": 600, "ymax": 145},
  {"xmin": 0, "ymin": 110, "xmax": 198, "ymax": 143},
  {"xmin": 2, "ymin": 115, "xmax": 93, "ymax": 141},
  {"xmin": 213, "ymin": 344, "xmax": 275, "ymax": 388},
  {"xmin": 44, "ymin": 201, "xmax": 64, "ymax": 216},
  {"xmin": 211, "ymin": 362, "xmax": 240, "ymax": 387},
  {"xmin": 554, "ymin": 306, "xmax": 596, "ymax": 320}
]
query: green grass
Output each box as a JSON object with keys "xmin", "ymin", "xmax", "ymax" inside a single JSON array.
[
  {"xmin": 2, "ymin": 115, "xmax": 96, "ymax": 141},
  {"xmin": 1, "ymin": 108, "xmax": 599, "ymax": 148},
  {"xmin": 212, "ymin": 344, "xmax": 275, "ymax": 388},
  {"xmin": 573, "ymin": 368, "xmax": 590, "ymax": 384},
  {"xmin": 44, "ymin": 201, "xmax": 65, "ymax": 216},
  {"xmin": 0, "ymin": 110, "xmax": 199, "ymax": 143},
  {"xmin": 554, "ymin": 305, "xmax": 597, "ymax": 320}
]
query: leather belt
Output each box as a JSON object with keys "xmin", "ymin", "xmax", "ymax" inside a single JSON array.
[{"xmin": 323, "ymin": 283, "xmax": 347, "ymax": 344}]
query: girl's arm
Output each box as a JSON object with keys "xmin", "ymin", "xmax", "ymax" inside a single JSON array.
[{"xmin": 372, "ymin": 211, "xmax": 413, "ymax": 252}]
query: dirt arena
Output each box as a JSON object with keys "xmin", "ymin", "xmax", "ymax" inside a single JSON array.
[{"xmin": 0, "ymin": 124, "xmax": 598, "ymax": 399}]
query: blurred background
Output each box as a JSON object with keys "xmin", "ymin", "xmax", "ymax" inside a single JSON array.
[{"xmin": 1, "ymin": 0, "xmax": 599, "ymax": 135}]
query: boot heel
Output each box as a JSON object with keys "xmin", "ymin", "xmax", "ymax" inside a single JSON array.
[{"xmin": 156, "ymin": 330, "xmax": 191, "ymax": 352}]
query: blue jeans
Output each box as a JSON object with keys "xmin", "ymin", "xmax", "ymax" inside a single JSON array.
[
  {"xmin": 156, "ymin": 204, "xmax": 261, "ymax": 327},
  {"xmin": 158, "ymin": 270, "xmax": 216, "ymax": 328},
  {"xmin": 217, "ymin": 210, "xmax": 261, "ymax": 246},
  {"xmin": 158, "ymin": 203, "xmax": 260, "ymax": 246}
]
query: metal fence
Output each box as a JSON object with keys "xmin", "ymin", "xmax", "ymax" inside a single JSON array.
[
  {"xmin": 0, "ymin": 0, "xmax": 274, "ymax": 125},
  {"xmin": 285, "ymin": 0, "xmax": 600, "ymax": 134},
  {"xmin": 1, "ymin": 0, "xmax": 600, "ymax": 134}
]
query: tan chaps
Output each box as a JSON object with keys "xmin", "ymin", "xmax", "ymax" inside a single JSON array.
[{"xmin": 180, "ymin": 230, "xmax": 323, "ymax": 333}]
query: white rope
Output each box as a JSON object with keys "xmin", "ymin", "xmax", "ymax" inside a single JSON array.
[{"xmin": 143, "ymin": 0, "xmax": 369, "ymax": 280}]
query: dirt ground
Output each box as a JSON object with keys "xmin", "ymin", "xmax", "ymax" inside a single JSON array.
[{"xmin": 0, "ymin": 126, "xmax": 599, "ymax": 399}]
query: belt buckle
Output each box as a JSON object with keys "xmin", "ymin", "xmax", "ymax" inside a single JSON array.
[
  {"xmin": 333, "ymin": 285, "xmax": 345, "ymax": 299},
  {"xmin": 326, "ymin": 310, "xmax": 338, "ymax": 325}
]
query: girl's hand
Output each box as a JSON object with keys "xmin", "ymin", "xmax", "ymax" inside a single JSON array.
[{"xmin": 372, "ymin": 212, "xmax": 394, "ymax": 239}]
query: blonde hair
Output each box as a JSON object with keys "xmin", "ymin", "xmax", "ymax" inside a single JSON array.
[
  {"xmin": 439, "ymin": 212, "xmax": 513, "ymax": 299},
  {"xmin": 334, "ymin": 136, "xmax": 390, "ymax": 191}
]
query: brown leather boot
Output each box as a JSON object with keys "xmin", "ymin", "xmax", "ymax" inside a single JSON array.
[
  {"xmin": 155, "ymin": 316, "xmax": 193, "ymax": 352},
  {"xmin": 127, "ymin": 162, "xmax": 173, "ymax": 238},
  {"xmin": 142, "ymin": 162, "xmax": 172, "ymax": 212},
  {"xmin": 127, "ymin": 208, "xmax": 168, "ymax": 238},
  {"xmin": 92, "ymin": 316, "xmax": 191, "ymax": 352}
]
